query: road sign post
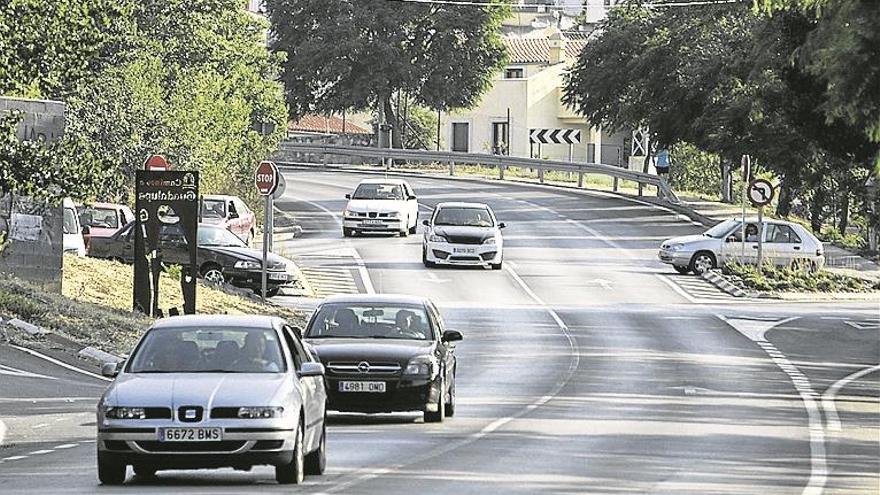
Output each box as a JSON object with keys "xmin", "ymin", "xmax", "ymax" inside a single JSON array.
[
  {"xmin": 254, "ymin": 160, "xmax": 279, "ymax": 303},
  {"xmin": 747, "ymin": 178, "xmax": 775, "ymax": 274},
  {"xmin": 740, "ymin": 155, "xmax": 750, "ymax": 259}
]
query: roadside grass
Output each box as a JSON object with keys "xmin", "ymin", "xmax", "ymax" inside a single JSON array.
[
  {"xmin": 0, "ymin": 255, "xmax": 306, "ymax": 355},
  {"xmin": 722, "ymin": 262, "xmax": 879, "ymax": 293}
]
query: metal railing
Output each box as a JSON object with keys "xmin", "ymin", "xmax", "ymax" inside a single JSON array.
[{"xmin": 273, "ymin": 142, "xmax": 679, "ymax": 204}]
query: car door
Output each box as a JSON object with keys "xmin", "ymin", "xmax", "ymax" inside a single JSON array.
[
  {"xmin": 763, "ymin": 223, "xmax": 803, "ymax": 266},
  {"xmin": 428, "ymin": 303, "xmax": 455, "ymax": 387},
  {"xmin": 404, "ymin": 183, "xmax": 419, "ymax": 228},
  {"xmin": 283, "ymin": 325, "xmax": 325, "ymax": 446},
  {"xmin": 720, "ymin": 221, "xmax": 760, "ymax": 266}
]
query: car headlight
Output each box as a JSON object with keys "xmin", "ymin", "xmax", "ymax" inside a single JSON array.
[
  {"xmin": 483, "ymin": 237, "xmax": 496, "ymax": 245},
  {"xmin": 343, "ymin": 209, "xmax": 357, "ymax": 217},
  {"xmin": 429, "ymin": 234, "xmax": 447, "ymax": 243},
  {"xmin": 237, "ymin": 406, "xmax": 284, "ymax": 419},
  {"xmin": 403, "ymin": 356, "xmax": 438, "ymax": 378},
  {"xmin": 234, "ymin": 260, "xmax": 261, "ymax": 269},
  {"xmin": 104, "ymin": 406, "xmax": 146, "ymax": 420},
  {"xmin": 667, "ymin": 244, "xmax": 684, "ymax": 251}
]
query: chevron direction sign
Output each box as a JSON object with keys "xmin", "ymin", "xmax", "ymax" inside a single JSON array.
[{"xmin": 529, "ymin": 128, "xmax": 581, "ymax": 145}]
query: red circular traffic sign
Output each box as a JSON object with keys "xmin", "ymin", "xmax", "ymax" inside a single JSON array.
[
  {"xmin": 254, "ymin": 161, "xmax": 279, "ymax": 196},
  {"xmin": 144, "ymin": 154, "xmax": 170, "ymax": 171}
]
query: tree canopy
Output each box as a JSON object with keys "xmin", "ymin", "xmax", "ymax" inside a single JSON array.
[
  {"xmin": 267, "ymin": 0, "xmax": 509, "ymax": 147},
  {"xmin": 0, "ymin": 0, "xmax": 287, "ymax": 205}
]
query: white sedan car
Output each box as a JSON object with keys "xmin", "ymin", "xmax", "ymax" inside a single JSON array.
[
  {"xmin": 659, "ymin": 218, "xmax": 825, "ymax": 274},
  {"xmin": 422, "ymin": 202, "xmax": 505, "ymax": 269},
  {"xmin": 342, "ymin": 178, "xmax": 420, "ymax": 237},
  {"xmin": 96, "ymin": 315, "xmax": 327, "ymax": 485}
]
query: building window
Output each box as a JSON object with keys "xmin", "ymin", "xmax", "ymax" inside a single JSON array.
[
  {"xmin": 504, "ymin": 68, "xmax": 524, "ymax": 79},
  {"xmin": 451, "ymin": 123, "xmax": 470, "ymax": 152}
]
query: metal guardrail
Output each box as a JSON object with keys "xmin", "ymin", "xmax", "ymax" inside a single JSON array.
[{"xmin": 273, "ymin": 142, "xmax": 679, "ymax": 204}]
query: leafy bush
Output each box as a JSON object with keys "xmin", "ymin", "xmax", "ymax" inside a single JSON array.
[{"xmin": 722, "ymin": 261, "xmax": 877, "ymax": 293}]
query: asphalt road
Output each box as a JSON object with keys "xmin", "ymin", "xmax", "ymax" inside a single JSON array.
[{"xmin": 0, "ymin": 170, "xmax": 877, "ymax": 494}]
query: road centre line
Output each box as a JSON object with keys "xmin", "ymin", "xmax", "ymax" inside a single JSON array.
[
  {"xmin": 821, "ymin": 364, "xmax": 880, "ymax": 433},
  {"xmin": 322, "ymin": 263, "xmax": 580, "ymax": 494},
  {"xmin": 719, "ymin": 316, "xmax": 827, "ymax": 495}
]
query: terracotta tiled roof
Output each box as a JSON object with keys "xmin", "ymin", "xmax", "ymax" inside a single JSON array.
[
  {"xmin": 288, "ymin": 114, "xmax": 371, "ymax": 135},
  {"xmin": 504, "ymin": 38, "xmax": 587, "ymax": 65}
]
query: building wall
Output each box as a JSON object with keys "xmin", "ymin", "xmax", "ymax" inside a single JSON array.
[
  {"xmin": 0, "ymin": 97, "xmax": 66, "ymax": 293},
  {"xmin": 443, "ymin": 59, "xmax": 625, "ymax": 164}
]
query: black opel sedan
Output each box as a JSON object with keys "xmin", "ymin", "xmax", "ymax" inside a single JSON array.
[
  {"xmin": 88, "ymin": 222, "xmax": 298, "ymax": 297},
  {"xmin": 302, "ymin": 295, "xmax": 462, "ymax": 423}
]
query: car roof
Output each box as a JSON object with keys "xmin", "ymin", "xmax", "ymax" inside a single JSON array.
[
  {"xmin": 150, "ymin": 314, "xmax": 285, "ymax": 330},
  {"xmin": 320, "ymin": 293, "xmax": 431, "ymax": 306},
  {"xmin": 723, "ymin": 217, "xmax": 805, "ymax": 227},
  {"xmin": 357, "ymin": 178, "xmax": 409, "ymax": 185},
  {"xmin": 435, "ymin": 202, "xmax": 491, "ymax": 209},
  {"xmin": 86, "ymin": 202, "xmax": 128, "ymax": 210}
]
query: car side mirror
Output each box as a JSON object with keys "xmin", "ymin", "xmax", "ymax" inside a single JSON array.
[
  {"xmin": 498, "ymin": 222, "xmax": 506, "ymax": 229},
  {"xmin": 345, "ymin": 194, "xmax": 351, "ymax": 199},
  {"xmin": 228, "ymin": 210, "xmax": 239, "ymax": 219},
  {"xmin": 101, "ymin": 362, "xmax": 119, "ymax": 378},
  {"xmin": 441, "ymin": 330, "xmax": 463, "ymax": 343},
  {"xmin": 298, "ymin": 362, "xmax": 325, "ymax": 378},
  {"xmin": 408, "ymin": 195, "xmax": 417, "ymax": 200},
  {"xmin": 422, "ymin": 220, "xmax": 430, "ymax": 226},
  {"xmin": 81, "ymin": 225, "xmax": 91, "ymax": 235}
]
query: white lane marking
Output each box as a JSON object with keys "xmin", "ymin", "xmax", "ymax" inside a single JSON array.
[
  {"xmin": 720, "ymin": 316, "xmax": 827, "ymax": 495},
  {"xmin": 0, "ymin": 365, "xmax": 56, "ymax": 380},
  {"xmin": 286, "ymin": 195, "xmax": 376, "ymax": 294},
  {"xmin": 27, "ymin": 450, "xmax": 53, "ymax": 455},
  {"xmin": 0, "ymin": 419, "xmax": 6, "ymax": 446},
  {"xmin": 821, "ymin": 364, "xmax": 880, "ymax": 432},
  {"xmin": 656, "ymin": 273, "xmax": 699, "ymax": 304},
  {"xmin": 2, "ymin": 455, "xmax": 28, "ymax": 461},
  {"xmin": 31, "ymin": 423, "xmax": 49, "ymax": 429},
  {"xmin": 323, "ymin": 263, "xmax": 580, "ymax": 494},
  {"xmin": 8, "ymin": 345, "xmax": 110, "ymax": 382},
  {"xmin": 0, "ymin": 397, "xmax": 95, "ymax": 403},
  {"xmin": 54, "ymin": 444, "xmax": 78, "ymax": 449}
]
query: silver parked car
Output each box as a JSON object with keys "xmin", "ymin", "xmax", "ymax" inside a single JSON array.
[
  {"xmin": 96, "ymin": 315, "xmax": 327, "ymax": 485},
  {"xmin": 659, "ymin": 218, "xmax": 825, "ymax": 274}
]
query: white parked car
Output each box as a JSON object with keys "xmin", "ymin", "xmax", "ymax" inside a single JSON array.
[
  {"xmin": 62, "ymin": 197, "xmax": 87, "ymax": 256},
  {"xmin": 659, "ymin": 218, "xmax": 825, "ymax": 274},
  {"xmin": 342, "ymin": 179, "xmax": 419, "ymax": 237},
  {"xmin": 422, "ymin": 202, "xmax": 505, "ymax": 269}
]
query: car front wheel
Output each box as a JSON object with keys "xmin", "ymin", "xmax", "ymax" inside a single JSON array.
[
  {"xmin": 201, "ymin": 264, "xmax": 225, "ymax": 284},
  {"xmin": 424, "ymin": 376, "xmax": 446, "ymax": 423},
  {"xmin": 673, "ymin": 265, "xmax": 690, "ymax": 274},
  {"xmin": 689, "ymin": 251, "xmax": 717, "ymax": 275},
  {"xmin": 97, "ymin": 451, "xmax": 126, "ymax": 485},
  {"xmin": 304, "ymin": 419, "xmax": 326, "ymax": 475},
  {"xmin": 275, "ymin": 421, "xmax": 304, "ymax": 484}
]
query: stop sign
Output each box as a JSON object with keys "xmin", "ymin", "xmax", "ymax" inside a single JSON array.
[{"xmin": 254, "ymin": 161, "xmax": 279, "ymax": 196}]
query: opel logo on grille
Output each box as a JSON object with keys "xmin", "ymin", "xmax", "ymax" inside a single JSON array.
[{"xmin": 357, "ymin": 361, "xmax": 370, "ymax": 373}]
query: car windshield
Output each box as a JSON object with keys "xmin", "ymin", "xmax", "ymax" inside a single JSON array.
[
  {"xmin": 306, "ymin": 303, "xmax": 433, "ymax": 341},
  {"xmin": 62, "ymin": 207, "xmax": 79, "ymax": 235},
  {"xmin": 704, "ymin": 219, "xmax": 740, "ymax": 239},
  {"xmin": 128, "ymin": 326, "xmax": 286, "ymax": 373},
  {"xmin": 352, "ymin": 183, "xmax": 404, "ymax": 200},
  {"xmin": 80, "ymin": 207, "xmax": 119, "ymax": 229},
  {"xmin": 199, "ymin": 226, "xmax": 246, "ymax": 247},
  {"xmin": 202, "ymin": 199, "xmax": 226, "ymax": 219},
  {"xmin": 434, "ymin": 207, "xmax": 494, "ymax": 227}
]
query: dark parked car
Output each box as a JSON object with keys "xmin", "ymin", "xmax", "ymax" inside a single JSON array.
[
  {"xmin": 302, "ymin": 294, "xmax": 462, "ymax": 423},
  {"xmin": 88, "ymin": 222, "xmax": 298, "ymax": 297}
]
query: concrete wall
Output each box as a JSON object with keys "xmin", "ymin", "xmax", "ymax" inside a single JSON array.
[{"xmin": 0, "ymin": 97, "xmax": 67, "ymax": 293}]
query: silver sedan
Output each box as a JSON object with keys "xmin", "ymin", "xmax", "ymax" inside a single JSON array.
[{"xmin": 96, "ymin": 315, "xmax": 327, "ymax": 485}]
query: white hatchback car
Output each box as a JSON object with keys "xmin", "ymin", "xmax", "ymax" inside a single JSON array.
[
  {"xmin": 659, "ymin": 218, "xmax": 825, "ymax": 274},
  {"xmin": 422, "ymin": 202, "xmax": 505, "ymax": 269},
  {"xmin": 342, "ymin": 179, "xmax": 419, "ymax": 237}
]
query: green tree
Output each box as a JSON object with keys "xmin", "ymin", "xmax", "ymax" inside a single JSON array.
[{"xmin": 267, "ymin": 0, "xmax": 509, "ymax": 148}]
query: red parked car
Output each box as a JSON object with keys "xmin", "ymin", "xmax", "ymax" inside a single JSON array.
[{"xmin": 201, "ymin": 195, "xmax": 257, "ymax": 245}]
